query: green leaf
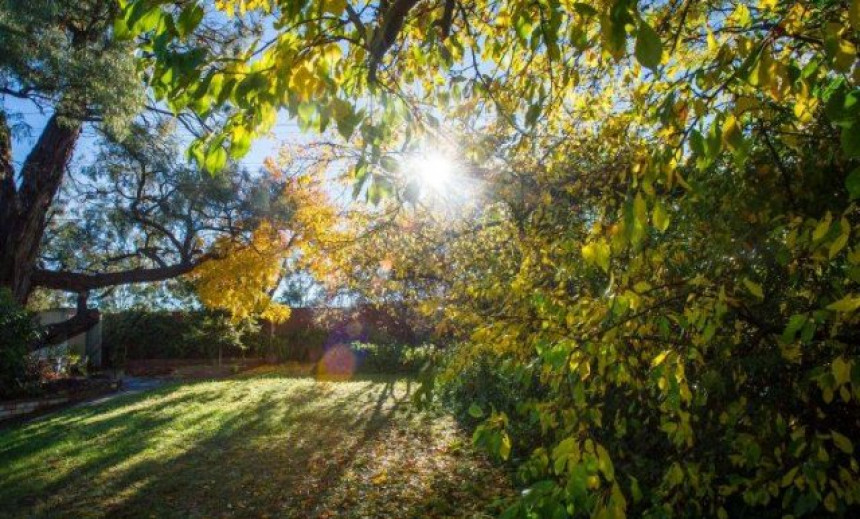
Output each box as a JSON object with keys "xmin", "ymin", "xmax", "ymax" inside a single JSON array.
[
  {"xmin": 830, "ymin": 231, "xmax": 849, "ymax": 259},
  {"xmin": 128, "ymin": 3, "xmax": 163, "ymax": 34},
  {"xmin": 634, "ymin": 192, "xmax": 648, "ymax": 227},
  {"xmin": 525, "ymin": 102, "xmax": 542, "ymax": 127},
  {"xmin": 596, "ymin": 444, "xmax": 614, "ymax": 481},
  {"xmin": 600, "ymin": 15, "xmax": 626, "ymax": 59},
  {"xmin": 832, "ymin": 430, "xmax": 854, "ymax": 454},
  {"xmin": 635, "ymin": 21, "xmax": 662, "ymax": 70},
  {"xmin": 337, "ymin": 117, "xmax": 358, "ymax": 140},
  {"xmin": 846, "ymin": 167, "xmax": 860, "ymax": 200},
  {"xmin": 851, "ymin": 0, "xmax": 860, "ymax": 31},
  {"xmin": 652, "ymin": 202, "xmax": 670, "ymax": 232},
  {"xmin": 825, "ymin": 87, "xmax": 860, "ymax": 126},
  {"xmin": 781, "ymin": 314, "xmax": 808, "ymax": 343},
  {"xmin": 380, "ymin": 156, "xmax": 399, "ymax": 173},
  {"xmin": 629, "ymin": 476, "xmax": 642, "ymax": 503},
  {"xmin": 177, "ymin": 4, "xmax": 204, "ymax": 38},
  {"xmin": 298, "ymin": 102, "xmax": 316, "ymax": 123},
  {"xmin": 781, "ymin": 466, "xmax": 799, "ymax": 487},
  {"xmin": 721, "ymin": 114, "xmax": 744, "ymax": 153},
  {"xmin": 573, "ymin": 3, "xmax": 598, "ymax": 17},
  {"xmin": 813, "ymin": 212, "xmax": 832, "ymax": 242},
  {"xmin": 229, "ymin": 126, "xmax": 251, "ymax": 159},
  {"xmin": 203, "ymin": 144, "xmax": 227, "ymax": 174},
  {"xmin": 113, "ymin": 17, "xmax": 133, "ymax": 41},
  {"xmin": 743, "ymin": 278, "xmax": 764, "ymax": 299},
  {"xmin": 468, "ymin": 403, "xmax": 484, "ymax": 418},
  {"xmin": 842, "ymin": 123, "xmax": 860, "ymax": 158}
]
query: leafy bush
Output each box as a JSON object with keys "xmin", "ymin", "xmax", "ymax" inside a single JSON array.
[
  {"xmin": 102, "ymin": 310, "xmax": 252, "ymax": 364},
  {"xmin": 350, "ymin": 341, "xmax": 437, "ymax": 374},
  {"xmin": 436, "ymin": 346, "xmax": 542, "ymax": 455},
  {"xmin": 247, "ymin": 326, "xmax": 329, "ymax": 362},
  {"xmin": 0, "ymin": 289, "xmax": 40, "ymax": 396},
  {"xmin": 183, "ymin": 312, "xmax": 258, "ymax": 364}
]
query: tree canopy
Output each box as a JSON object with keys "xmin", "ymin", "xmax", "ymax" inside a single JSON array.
[
  {"xmin": 3, "ymin": 0, "xmax": 860, "ymax": 516},
  {"xmin": 117, "ymin": 0, "xmax": 860, "ymax": 516}
]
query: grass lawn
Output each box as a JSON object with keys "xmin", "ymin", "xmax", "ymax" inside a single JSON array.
[{"xmin": 0, "ymin": 366, "xmax": 514, "ymax": 518}]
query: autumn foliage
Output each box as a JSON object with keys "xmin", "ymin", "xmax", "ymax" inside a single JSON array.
[{"xmin": 118, "ymin": 0, "xmax": 860, "ymax": 517}]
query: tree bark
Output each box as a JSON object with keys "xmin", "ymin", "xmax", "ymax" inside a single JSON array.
[
  {"xmin": 31, "ymin": 256, "xmax": 211, "ymax": 292},
  {"xmin": 0, "ymin": 112, "xmax": 82, "ymax": 305},
  {"xmin": 368, "ymin": 0, "xmax": 422, "ymax": 83}
]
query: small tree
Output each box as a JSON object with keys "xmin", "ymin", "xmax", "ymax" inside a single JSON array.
[{"xmin": 0, "ymin": 288, "xmax": 40, "ymax": 396}]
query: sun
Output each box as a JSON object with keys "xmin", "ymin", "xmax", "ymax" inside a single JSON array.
[{"xmin": 413, "ymin": 151, "xmax": 457, "ymax": 192}]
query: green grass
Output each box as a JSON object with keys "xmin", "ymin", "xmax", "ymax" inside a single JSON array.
[{"xmin": 0, "ymin": 367, "xmax": 513, "ymax": 518}]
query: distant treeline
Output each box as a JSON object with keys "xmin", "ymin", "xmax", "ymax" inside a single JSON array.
[{"xmin": 102, "ymin": 305, "xmax": 430, "ymax": 366}]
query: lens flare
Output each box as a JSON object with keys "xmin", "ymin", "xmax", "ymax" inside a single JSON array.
[
  {"xmin": 414, "ymin": 151, "xmax": 457, "ymax": 192},
  {"xmin": 317, "ymin": 343, "xmax": 356, "ymax": 380}
]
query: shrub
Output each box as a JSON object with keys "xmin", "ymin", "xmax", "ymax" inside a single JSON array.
[
  {"xmin": 435, "ymin": 345, "xmax": 542, "ymax": 454},
  {"xmin": 247, "ymin": 326, "xmax": 328, "ymax": 362},
  {"xmin": 0, "ymin": 289, "xmax": 40, "ymax": 396},
  {"xmin": 102, "ymin": 310, "xmax": 252, "ymax": 364},
  {"xmin": 350, "ymin": 341, "xmax": 438, "ymax": 374},
  {"xmin": 182, "ymin": 312, "xmax": 258, "ymax": 365}
]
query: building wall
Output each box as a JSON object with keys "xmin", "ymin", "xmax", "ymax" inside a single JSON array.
[{"xmin": 35, "ymin": 309, "xmax": 102, "ymax": 367}]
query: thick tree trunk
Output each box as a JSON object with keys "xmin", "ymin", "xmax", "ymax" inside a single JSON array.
[{"xmin": 0, "ymin": 112, "xmax": 82, "ymax": 305}]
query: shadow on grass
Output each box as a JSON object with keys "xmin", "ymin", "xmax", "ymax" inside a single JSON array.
[{"xmin": 0, "ymin": 372, "xmax": 507, "ymax": 518}]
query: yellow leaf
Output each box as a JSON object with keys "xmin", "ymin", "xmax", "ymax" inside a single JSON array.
[
  {"xmin": 743, "ymin": 278, "xmax": 764, "ymax": 299},
  {"xmin": 706, "ymin": 28, "xmax": 718, "ymax": 53},
  {"xmin": 731, "ymin": 4, "xmax": 751, "ymax": 27},
  {"xmin": 322, "ymin": 0, "xmax": 347, "ymax": 15},
  {"xmin": 652, "ymin": 350, "xmax": 670, "ymax": 368},
  {"xmin": 827, "ymin": 295, "xmax": 860, "ymax": 313},
  {"xmin": 834, "ymin": 39, "xmax": 857, "ymax": 72},
  {"xmin": 832, "ymin": 356, "xmax": 852, "ymax": 386},
  {"xmin": 582, "ymin": 239, "xmax": 611, "ymax": 273},
  {"xmin": 500, "ymin": 432, "xmax": 512, "ymax": 460},
  {"xmin": 722, "ymin": 114, "xmax": 743, "ymax": 152},
  {"xmin": 371, "ymin": 469, "xmax": 388, "ymax": 485},
  {"xmin": 749, "ymin": 50, "xmax": 774, "ymax": 89},
  {"xmin": 829, "ymin": 232, "xmax": 849, "ymax": 259},
  {"xmin": 633, "ymin": 281, "xmax": 652, "ymax": 293},
  {"xmin": 812, "ymin": 212, "xmax": 832, "ymax": 241}
]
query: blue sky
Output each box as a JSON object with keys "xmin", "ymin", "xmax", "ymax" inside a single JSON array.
[{"xmin": 5, "ymin": 95, "xmax": 308, "ymax": 176}]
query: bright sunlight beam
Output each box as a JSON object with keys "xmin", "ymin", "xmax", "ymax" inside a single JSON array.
[{"xmin": 412, "ymin": 151, "xmax": 457, "ymax": 192}]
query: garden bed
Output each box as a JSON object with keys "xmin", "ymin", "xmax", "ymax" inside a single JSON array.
[{"xmin": 0, "ymin": 378, "xmax": 121, "ymax": 422}]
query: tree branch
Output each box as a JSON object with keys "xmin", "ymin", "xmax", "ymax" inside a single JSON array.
[
  {"xmin": 38, "ymin": 292, "xmax": 100, "ymax": 348},
  {"xmin": 368, "ymin": 0, "xmax": 421, "ymax": 83},
  {"xmin": 30, "ymin": 254, "xmax": 216, "ymax": 293}
]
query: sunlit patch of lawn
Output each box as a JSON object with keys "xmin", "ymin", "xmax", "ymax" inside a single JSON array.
[{"xmin": 0, "ymin": 366, "xmax": 513, "ymax": 518}]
